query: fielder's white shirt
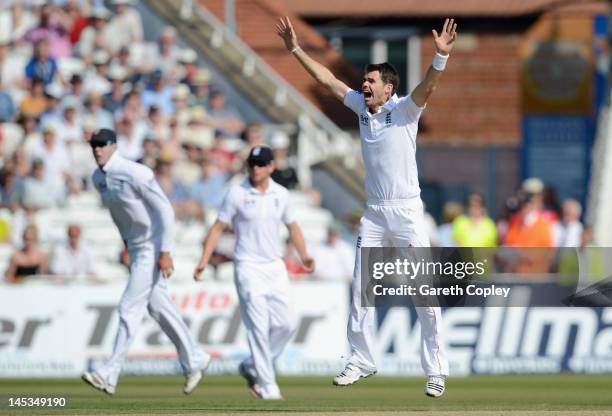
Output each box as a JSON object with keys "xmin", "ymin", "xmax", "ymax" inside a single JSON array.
[
  {"xmin": 92, "ymin": 151, "xmax": 174, "ymax": 251},
  {"xmin": 218, "ymin": 178, "xmax": 294, "ymax": 263},
  {"xmin": 344, "ymin": 90, "xmax": 424, "ymax": 201}
]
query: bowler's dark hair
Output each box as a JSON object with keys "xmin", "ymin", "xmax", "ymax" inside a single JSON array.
[{"xmin": 365, "ymin": 62, "xmax": 400, "ymax": 95}]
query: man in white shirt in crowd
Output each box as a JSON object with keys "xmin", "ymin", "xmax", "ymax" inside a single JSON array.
[
  {"xmin": 311, "ymin": 224, "xmax": 354, "ymax": 282},
  {"xmin": 194, "ymin": 145, "xmax": 315, "ymax": 400},
  {"xmin": 50, "ymin": 224, "xmax": 97, "ymax": 282},
  {"xmin": 554, "ymin": 198, "xmax": 583, "ymax": 247},
  {"xmin": 277, "ymin": 17, "xmax": 457, "ymax": 397},
  {"xmin": 82, "ymin": 129, "xmax": 209, "ymax": 395}
]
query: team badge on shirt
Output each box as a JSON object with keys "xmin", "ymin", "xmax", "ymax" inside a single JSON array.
[
  {"xmin": 360, "ymin": 114, "xmax": 369, "ymax": 126},
  {"xmin": 385, "ymin": 112, "xmax": 392, "ymax": 126}
]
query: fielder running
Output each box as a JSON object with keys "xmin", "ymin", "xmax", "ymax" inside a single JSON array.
[
  {"xmin": 276, "ymin": 17, "xmax": 457, "ymax": 397},
  {"xmin": 82, "ymin": 128, "xmax": 209, "ymax": 395},
  {"xmin": 194, "ymin": 145, "xmax": 315, "ymax": 400}
]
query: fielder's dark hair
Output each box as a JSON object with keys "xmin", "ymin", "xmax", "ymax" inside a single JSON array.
[{"xmin": 365, "ymin": 62, "xmax": 400, "ymax": 95}]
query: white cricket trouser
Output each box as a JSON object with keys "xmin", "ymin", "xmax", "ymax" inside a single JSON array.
[
  {"xmin": 234, "ymin": 259, "xmax": 294, "ymax": 398},
  {"xmin": 347, "ymin": 198, "xmax": 449, "ymax": 376},
  {"xmin": 95, "ymin": 242, "xmax": 205, "ymax": 386}
]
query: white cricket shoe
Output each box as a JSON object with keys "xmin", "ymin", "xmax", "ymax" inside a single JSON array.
[
  {"xmin": 183, "ymin": 353, "xmax": 212, "ymax": 395},
  {"xmin": 424, "ymin": 375, "xmax": 446, "ymax": 398},
  {"xmin": 239, "ymin": 362, "xmax": 262, "ymax": 399},
  {"xmin": 260, "ymin": 384, "xmax": 283, "ymax": 400},
  {"xmin": 81, "ymin": 371, "xmax": 116, "ymax": 395},
  {"xmin": 332, "ymin": 364, "xmax": 376, "ymax": 386}
]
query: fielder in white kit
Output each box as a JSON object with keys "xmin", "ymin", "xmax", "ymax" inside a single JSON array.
[
  {"xmin": 277, "ymin": 17, "xmax": 457, "ymax": 397},
  {"xmin": 82, "ymin": 129, "xmax": 209, "ymax": 395},
  {"xmin": 194, "ymin": 146, "xmax": 315, "ymax": 400}
]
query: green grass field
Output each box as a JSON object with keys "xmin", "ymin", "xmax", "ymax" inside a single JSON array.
[{"xmin": 2, "ymin": 375, "xmax": 612, "ymax": 415}]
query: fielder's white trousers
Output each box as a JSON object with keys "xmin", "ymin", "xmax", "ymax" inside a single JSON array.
[
  {"xmin": 95, "ymin": 243, "xmax": 205, "ymax": 386},
  {"xmin": 234, "ymin": 259, "xmax": 294, "ymax": 398},
  {"xmin": 347, "ymin": 198, "xmax": 449, "ymax": 376}
]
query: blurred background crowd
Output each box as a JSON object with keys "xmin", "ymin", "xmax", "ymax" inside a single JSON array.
[{"xmin": 0, "ymin": 0, "xmax": 599, "ymax": 286}]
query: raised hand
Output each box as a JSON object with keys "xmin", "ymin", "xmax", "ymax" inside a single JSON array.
[
  {"xmin": 432, "ymin": 18, "xmax": 457, "ymax": 56},
  {"xmin": 276, "ymin": 16, "xmax": 299, "ymax": 52}
]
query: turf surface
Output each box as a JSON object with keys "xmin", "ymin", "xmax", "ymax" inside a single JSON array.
[{"xmin": 1, "ymin": 375, "xmax": 612, "ymax": 415}]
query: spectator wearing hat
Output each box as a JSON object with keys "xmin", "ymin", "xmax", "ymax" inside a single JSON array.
[
  {"xmin": 39, "ymin": 83, "xmax": 64, "ymax": 126},
  {"xmin": 178, "ymin": 48, "xmax": 199, "ymax": 87},
  {"xmin": 84, "ymin": 50, "xmax": 112, "ymax": 95},
  {"xmin": 270, "ymin": 132, "xmax": 299, "ymax": 190},
  {"xmin": 172, "ymin": 84, "xmax": 193, "ymax": 127},
  {"xmin": 154, "ymin": 26, "xmax": 182, "ymax": 79},
  {"xmin": 172, "ymin": 127, "xmax": 212, "ymax": 186},
  {"xmin": 189, "ymin": 69, "xmax": 211, "ymax": 108},
  {"xmin": 521, "ymin": 177, "xmax": 559, "ymax": 223},
  {"xmin": 108, "ymin": 0, "xmax": 143, "ymax": 53},
  {"xmin": 23, "ymin": 4, "xmax": 71, "ymax": 59},
  {"xmin": 19, "ymin": 78, "xmax": 47, "ymax": 117},
  {"xmin": 141, "ymin": 70, "xmax": 175, "ymax": 116},
  {"xmin": 77, "ymin": 6, "xmax": 113, "ymax": 64},
  {"xmin": 84, "ymin": 90, "xmax": 114, "ymax": 130},
  {"xmin": 103, "ymin": 66, "xmax": 129, "ymax": 114},
  {"xmin": 208, "ymin": 89, "xmax": 245, "ymax": 136}
]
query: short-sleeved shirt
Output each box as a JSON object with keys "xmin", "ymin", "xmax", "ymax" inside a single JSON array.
[
  {"xmin": 218, "ymin": 178, "xmax": 294, "ymax": 263},
  {"xmin": 344, "ymin": 90, "xmax": 424, "ymax": 202}
]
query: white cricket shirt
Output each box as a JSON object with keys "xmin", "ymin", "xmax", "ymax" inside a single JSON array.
[
  {"xmin": 344, "ymin": 90, "xmax": 424, "ymax": 202},
  {"xmin": 92, "ymin": 151, "xmax": 175, "ymax": 251},
  {"xmin": 217, "ymin": 178, "xmax": 294, "ymax": 263}
]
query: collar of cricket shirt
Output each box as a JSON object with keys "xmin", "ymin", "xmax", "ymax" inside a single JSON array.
[
  {"xmin": 101, "ymin": 150, "xmax": 121, "ymax": 173},
  {"xmin": 243, "ymin": 178, "xmax": 280, "ymax": 195},
  {"xmin": 381, "ymin": 93, "xmax": 400, "ymax": 113}
]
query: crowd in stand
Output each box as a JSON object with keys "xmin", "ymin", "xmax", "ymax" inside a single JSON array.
[{"xmin": 0, "ymin": 2, "xmax": 596, "ymax": 285}]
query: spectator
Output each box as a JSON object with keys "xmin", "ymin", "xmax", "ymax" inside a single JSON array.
[
  {"xmin": 173, "ymin": 129, "xmax": 208, "ymax": 186},
  {"xmin": 120, "ymin": 89, "xmax": 147, "ymax": 121},
  {"xmin": 103, "ymin": 66, "xmax": 128, "ymax": 114},
  {"xmin": 20, "ymin": 78, "xmax": 47, "ymax": 117},
  {"xmin": 116, "ymin": 115, "xmax": 146, "ymax": 161},
  {"xmin": 141, "ymin": 70, "xmax": 174, "ymax": 116},
  {"xmin": 0, "ymin": 160, "xmax": 24, "ymax": 211},
  {"xmin": 189, "ymin": 68, "xmax": 211, "ymax": 107},
  {"xmin": 437, "ymin": 200, "xmax": 463, "ymax": 247},
  {"xmin": 145, "ymin": 104, "xmax": 169, "ymax": 141},
  {"xmin": 19, "ymin": 111, "xmax": 42, "ymax": 154},
  {"xmin": 137, "ymin": 136, "xmax": 162, "ymax": 170},
  {"xmin": 67, "ymin": 73, "xmax": 85, "ymax": 102},
  {"xmin": 39, "ymin": 83, "xmax": 64, "ymax": 125},
  {"xmin": 553, "ymin": 198, "xmax": 583, "ymax": 247},
  {"xmin": 84, "ymin": 91, "xmax": 114, "ymax": 130},
  {"xmin": 76, "ymin": 6, "xmax": 113, "ymax": 64},
  {"xmin": 208, "ymin": 129, "xmax": 237, "ymax": 175},
  {"xmin": 0, "ymin": 32, "xmax": 27, "ymax": 92},
  {"xmin": 55, "ymin": 96, "xmax": 83, "ymax": 144},
  {"xmin": 4, "ymin": 224, "xmax": 48, "ymax": 284},
  {"xmin": 64, "ymin": 0, "xmax": 89, "ymax": 45},
  {"xmin": 173, "ymin": 84, "xmax": 192, "ymax": 127},
  {"xmin": 83, "ymin": 50, "xmax": 112, "ymax": 95},
  {"xmin": 0, "ymin": 90, "xmax": 15, "ymax": 124},
  {"xmin": 270, "ymin": 132, "xmax": 299, "ymax": 190},
  {"xmin": 178, "ymin": 48, "xmax": 199, "ymax": 88},
  {"xmin": 190, "ymin": 157, "xmax": 228, "ymax": 211},
  {"xmin": 24, "ymin": 38, "xmax": 59, "ymax": 86},
  {"xmin": 1, "ymin": 3, "xmax": 36, "ymax": 42},
  {"xmin": 50, "ymin": 224, "xmax": 97, "ymax": 282},
  {"xmin": 208, "ymin": 89, "xmax": 245, "ymax": 136},
  {"xmin": 155, "ymin": 156, "xmax": 200, "ymax": 221},
  {"xmin": 30, "ymin": 123, "xmax": 71, "ymax": 185},
  {"xmin": 23, "ymin": 4, "xmax": 71, "ymax": 59},
  {"xmin": 453, "ymin": 193, "xmax": 497, "ymax": 247},
  {"xmin": 310, "ymin": 224, "xmax": 354, "ymax": 281},
  {"xmin": 21, "ymin": 159, "xmax": 66, "ymax": 209},
  {"xmin": 521, "ymin": 177, "xmax": 559, "ymax": 222},
  {"xmin": 108, "ymin": 0, "xmax": 144, "ymax": 52},
  {"xmin": 154, "ymin": 26, "xmax": 182, "ymax": 79}
]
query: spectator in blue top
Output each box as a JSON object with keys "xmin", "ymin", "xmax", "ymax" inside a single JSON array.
[
  {"xmin": 190, "ymin": 157, "xmax": 228, "ymax": 211},
  {"xmin": 25, "ymin": 39, "xmax": 58, "ymax": 86}
]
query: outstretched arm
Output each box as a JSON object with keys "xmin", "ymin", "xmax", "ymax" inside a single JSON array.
[
  {"xmin": 193, "ymin": 220, "xmax": 230, "ymax": 281},
  {"xmin": 276, "ymin": 16, "xmax": 350, "ymax": 101},
  {"xmin": 411, "ymin": 18, "xmax": 458, "ymax": 108}
]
